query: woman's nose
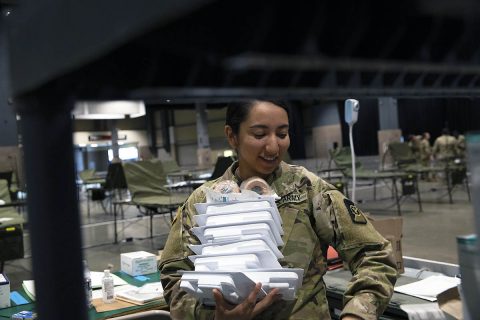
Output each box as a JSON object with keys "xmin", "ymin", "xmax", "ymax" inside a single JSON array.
[{"xmin": 265, "ymin": 135, "xmax": 279, "ymax": 154}]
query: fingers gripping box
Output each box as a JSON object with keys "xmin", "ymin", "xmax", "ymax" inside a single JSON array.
[
  {"xmin": 121, "ymin": 251, "xmax": 157, "ymax": 276},
  {"xmin": 0, "ymin": 273, "xmax": 10, "ymax": 309}
]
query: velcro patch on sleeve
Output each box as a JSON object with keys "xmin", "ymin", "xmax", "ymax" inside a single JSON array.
[{"xmin": 343, "ymin": 198, "xmax": 367, "ymax": 224}]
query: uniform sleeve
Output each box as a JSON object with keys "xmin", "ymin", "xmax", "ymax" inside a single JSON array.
[
  {"xmin": 313, "ymin": 186, "xmax": 397, "ymax": 320},
  {"xmin": 159, "ymin": 190, "xmax": 216, "ymax": 320}
]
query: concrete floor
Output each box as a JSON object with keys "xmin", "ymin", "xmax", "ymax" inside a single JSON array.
[{"xmin": 2, "ymin": 176, "xmax": 476, "ymax": 291}]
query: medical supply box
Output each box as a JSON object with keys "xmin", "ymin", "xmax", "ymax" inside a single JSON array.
[
  {"xmin": 0, "ymin": 273, "xmax": 10, "ymax": 309},
  {"xmin": 121, "ymin": 251, "xmax": 157, "ymax": 276},
  {"xmin": 11, "ymin": 311, "xmax": 37, "ymax": 319}
]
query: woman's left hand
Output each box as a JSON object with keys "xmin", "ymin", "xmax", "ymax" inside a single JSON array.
[{"xmin": 213, "ymin": 282, "xmax": 280, "ymax": 320}]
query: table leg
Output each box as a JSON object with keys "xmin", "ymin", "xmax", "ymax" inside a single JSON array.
[
  {"xmin": 113, "ymin": 203, "xmax": 118, "ymax": 244},
  {"xmin": 87, "ymin": 189, "xmax": 90, "ymax": 217},
  {"xmin": 392, "ymin": 178, "xmax": 401, "ymax": 216},
  {"xmin": 150, "ymin": 209, "xmax": 153, "ymax": 239},
  {"xmin": 446, "ymin": 168, "xmax": 453, "ymax": 204},
  {"xmin": 415, "ymin": 174, "xmax": 423, "ymax": 212}
]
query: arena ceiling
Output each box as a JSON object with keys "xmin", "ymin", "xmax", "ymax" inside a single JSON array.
[{"xmin": 5, "ymin": 0, "xmax": 480, "ymax": 103}]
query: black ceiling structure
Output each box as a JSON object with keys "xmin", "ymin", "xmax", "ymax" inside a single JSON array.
[{"xmin": 6, "ymin": 0, "xmax": 480, "ymax": 104}]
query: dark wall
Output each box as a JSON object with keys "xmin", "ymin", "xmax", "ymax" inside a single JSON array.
[
  {"xmin": 288, "ymin": 102, "xmax": 306, "ymax": 159},
  {"xmin": 398, "ymin": 98, "xmax": 480, "ymax": 142}
]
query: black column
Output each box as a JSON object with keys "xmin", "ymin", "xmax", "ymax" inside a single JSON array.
[
  {"xmin": 287, "ymin": 102, "xmax": 306, "ymax": 159},
  {"xmin": 16, "ymin": 89, "xmax": 87, "ymax": 320}
]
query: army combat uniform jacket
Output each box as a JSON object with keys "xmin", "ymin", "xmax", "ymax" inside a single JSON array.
[
  {"xmin": 433, "ymin": 135, "xmax": 457, "ymax": 161},
  {"xmin": 159, "ymin": 162, "xmax": 397, "ymax": 320}
]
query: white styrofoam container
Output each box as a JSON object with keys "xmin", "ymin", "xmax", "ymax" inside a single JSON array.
[
  {"xmin": 192, "ymin": 220, "xmax": 283, "ymax": 246},
  {"xmin": 120, "ymin": 251, "xmax": 157, "ymax": 276},
  {"xmin": 189, "ymin": 238, "xmax": 284, "ymax": 259},
  {"xmin": 180, "ymin": 269, "xmax": 304, "ymax": 306},
  {"xmin": 190, "ymin": 249, "xmax": 282, "ymax": 271},
  {"xmin": 193, "ymin": 209, "xmax": 283, "ymax": 233}
]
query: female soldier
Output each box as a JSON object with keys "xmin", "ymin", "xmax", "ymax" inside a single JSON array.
[{"xmin": 159, "ymin": 100, "xmax": 397, "ymax": 320}]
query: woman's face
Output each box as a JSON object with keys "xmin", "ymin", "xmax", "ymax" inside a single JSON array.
[{"xmin": 226, "ymin": 101, "xmax": 290, "ymax": 179}]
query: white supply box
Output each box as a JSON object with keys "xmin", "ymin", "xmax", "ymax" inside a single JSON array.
[
  {"xmin": 121, "ymin": 251, "xmax": 157, "ymax": 276},
  {"xmin": 0, "ymin": 273, "xmax": 10, "ymax": 309}
]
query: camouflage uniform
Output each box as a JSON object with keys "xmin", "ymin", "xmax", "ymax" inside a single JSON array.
[
  {"xmin": 159, "ymin": 162, "xmax": 397, "ymax": 320},
  {"xmin": 433, "ymin": 134, "xmax": 457, "ymax": 161},
  {"xmin": 408, "ymin": 135, "xmax": 422, "ymax": 160},
  {"xmin": 419, "ymin": 137, "xmax": 432, "ymax": 167}
]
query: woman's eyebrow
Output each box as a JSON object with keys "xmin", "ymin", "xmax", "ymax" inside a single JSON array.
[{"xmin": 249, "ymin": 124, "xmax": 289, "ymax": 129}]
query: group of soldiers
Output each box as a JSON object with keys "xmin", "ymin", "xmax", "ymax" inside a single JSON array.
[{"xmin": 408, "ymin": 128, "xmax": 466, "ymax": 166}]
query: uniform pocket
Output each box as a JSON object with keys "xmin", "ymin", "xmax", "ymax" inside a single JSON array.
[{"xmin": 279, "ymin": 206, "xmax": 317, "ymax": 270}]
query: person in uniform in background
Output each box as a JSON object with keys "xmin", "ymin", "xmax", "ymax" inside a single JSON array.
[
  {"xmin": 419, "ymin": 132, "xmax": 432, "ymax": 167},
  {"xmin": 418, "ymin": 132, "xmax": 433, "ymax": 180},
  {"xmin": 159, "ymin": 100, "xmax": 397, "ymax": 320},
  {"xmin": 433, "ymin": 128, "xmax": 457, "ymax": 162},
  {"xmin": 407, "ymin": 134, "xmax": 422, "ymax": 162},
  {"xmin": 452, "ymin": 130, "xmax": 466, "ymax": 159}
]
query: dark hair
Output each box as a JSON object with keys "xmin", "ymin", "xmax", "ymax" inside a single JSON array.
[
  {"xmin": 442, "ymin": 128, "xmax": 450, "ymax": 135},
  {"xmin": 225, "ymin": 100, "xmax": 290, "ymax": 135}
]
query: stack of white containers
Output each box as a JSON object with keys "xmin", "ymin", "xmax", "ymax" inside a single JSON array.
[{"xmin": 179, "ymin": 188, "xmax": 304, "ymax": 306}]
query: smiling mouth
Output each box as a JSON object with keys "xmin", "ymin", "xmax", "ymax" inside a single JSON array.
[{"xmin": 260, "ymin": 155, "xmax": 278, "ymax": 161}]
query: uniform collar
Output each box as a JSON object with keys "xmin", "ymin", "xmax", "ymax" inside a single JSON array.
[{"xmin": 222, "ymin": 161, "xmax": 286, "ymax": 186}]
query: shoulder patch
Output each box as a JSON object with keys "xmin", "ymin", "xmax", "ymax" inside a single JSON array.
[{"xmin": 343, "ymin": 199, "xmax": 367, "ymax": 224}]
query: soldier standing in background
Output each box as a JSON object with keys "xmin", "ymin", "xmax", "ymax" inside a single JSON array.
[
  {"xmin": 419, "ymin": 132, "xmax": 433, "ymax": 180},
  {"xmin": 419, "ymin": 132, "xmax": 432, "ymax": 167},
  {"xmin": 407, "ymin": 134, "xmax": 422, "ymax": 161},
  {"xmin": 433, "ymin": 128, "xmax": 457, "ymax": 162},
  {"xmin": 159, "ymin": 100, "xmax": 397, "ymax": 320}
]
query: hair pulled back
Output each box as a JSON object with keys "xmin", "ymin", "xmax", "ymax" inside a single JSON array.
[{"xmin": 225, "ymin": 100, "xmax": 289, "ymax": 135}]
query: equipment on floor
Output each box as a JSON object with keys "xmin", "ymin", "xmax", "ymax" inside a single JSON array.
[{"xmin": 401, "ymin": 174, "xmax": 416, "ymax": 196}]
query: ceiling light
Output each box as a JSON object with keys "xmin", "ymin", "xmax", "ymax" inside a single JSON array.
[{"xmin": 72, "ymin": 101, "xmax": 146, "ymax": 120}]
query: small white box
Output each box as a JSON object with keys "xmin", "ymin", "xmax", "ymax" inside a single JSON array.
[
  {"xmin": 0, "ymin": 273, "xmax": 10, "ymax": 308},
  {"xmin": 121, "ymin": 251, "xmax": 157, "ymax": 276}
]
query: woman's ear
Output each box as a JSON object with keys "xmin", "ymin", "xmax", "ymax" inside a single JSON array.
[{"xmin": 225, "ymin": 125, "xmax": 238, "ymax": 149}]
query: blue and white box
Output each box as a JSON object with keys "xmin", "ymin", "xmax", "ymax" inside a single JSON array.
[
  {"xmin": 121, "ymin": 251, "xmax": 157, "ymax": 276},
  {"xmin": 11, "ymin": 311, "xmax": 37, "ymax": 319},
  {"xmin": 0, "ymin": 273, "xmax": 10, "ymax": 309}
]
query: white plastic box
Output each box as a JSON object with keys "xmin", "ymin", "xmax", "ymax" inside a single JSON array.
[
  {"xmin": 0, "ymin": 273, "xmax": 10, "ymax": 309},
  {"xmin": 121, "ymin": 251, "xmax": 157, "ymax": 276}
]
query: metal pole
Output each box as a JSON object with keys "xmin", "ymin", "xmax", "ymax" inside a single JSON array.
[
  {"xmin": 110, "ymin": 119, "xmax": 120, "ymax": 162},
  {"xmin": 16, "ymin": 91, "xmax": 88, "ymax": 320}
]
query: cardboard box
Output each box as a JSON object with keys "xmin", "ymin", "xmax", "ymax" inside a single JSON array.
[
  {"xmin": 437, "ymin": 286, "xmax": 463, "ymax": 320},
  {"xmin": 0, "ymin": 273, "xmax": 10, "ymax": 309},
  {"xmin": 368, "ymin": 216, "xmax": 404, "ymax": 274},
  {"xmin": 121, "ymin": 251, "xmax": 157, "ymax": 276}
]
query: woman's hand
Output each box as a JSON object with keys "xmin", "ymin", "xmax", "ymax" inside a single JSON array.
[{"xmin": 213, "ymin": 282, "xmax": 280, "ymax": 320}]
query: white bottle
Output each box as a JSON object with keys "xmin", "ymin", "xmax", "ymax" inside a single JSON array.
[{"xmin": 102, "ymin": 269, "xmax": 115, "ymax": 303}]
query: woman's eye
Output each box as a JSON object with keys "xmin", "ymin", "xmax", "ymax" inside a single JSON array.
[
  {"xmin": 254, "ymin": 133, "xmax": 265, "ymax": 139},
  {"xmin": 277, "ymin": 133, "xmax": 288, "ymax": 139}
]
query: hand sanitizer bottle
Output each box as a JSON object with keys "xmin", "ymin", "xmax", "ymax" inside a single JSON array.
[{"xmin": 102, "ymin": 269, "xmax": 115, "ymax": 303}]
